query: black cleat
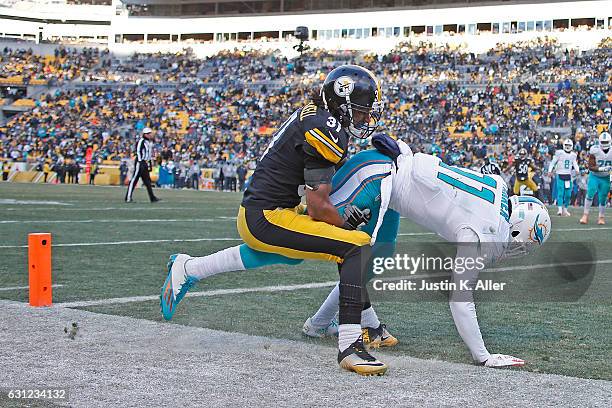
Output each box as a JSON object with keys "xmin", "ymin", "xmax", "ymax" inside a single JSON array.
[{"xmin": 338, "ymin": 338, "xmax": 387, "ymax": 376}]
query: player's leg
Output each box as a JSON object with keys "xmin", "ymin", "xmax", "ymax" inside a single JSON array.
[
  {"xmin": 581, "ymin": 175, "xmax": 599, "ymax": 224},
  {"xmin": 526, "ymin": 177, "xmax": 539, "ymax": 198},
  {"xmin": 237, "ymin": 205, "xmax": 387, "ymax": 375},
  {"xmin": 597, "ymin": 176, "xmax": 610, "ymax": 224},
  {"xmin": 305, "ymin": 212, "xmax": 400, "ymax": 348},
  {"xmin": 161, "ymin": 244, "xmax": 303, "ymax": 320},
  {"xmin": 563, "ymin": 179, "xmax": 572, "ymax": 216},
  {"xmin": 555, "ymin": 176, "xmax": 565, "ymax": 215},
  {"xmin": 513, "ymin": 179, "xmax": 521, "ymax": 195},
  {"xmin": 125, "ymin": 162, "xmax": 141, "ymax": 202}
]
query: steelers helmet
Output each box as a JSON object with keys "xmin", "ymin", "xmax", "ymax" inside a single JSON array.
[
  {"xmin": 321, "ymin": 65, "xmax": 384, "ymax": 139},
  {"xmin": 518, "ymin": 148, "xmax": 527, "ymax": 159}
]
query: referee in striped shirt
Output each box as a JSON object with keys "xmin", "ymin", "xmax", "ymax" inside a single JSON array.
[{"xmin": 125, "ymin": 127, "xmax": 160, "ymax": 203}]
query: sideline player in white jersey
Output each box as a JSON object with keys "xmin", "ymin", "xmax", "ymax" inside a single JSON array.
[
  {"xmin": 161, "ymin": 135, "xmax": 551, "ymax": 370},
  {"xmin": 548, "ymin": 139, "xmax": 579, "ymax": 216},
  {"xmin": 580, "ymin": 132, "xmax": 612, "ymax": 225}
]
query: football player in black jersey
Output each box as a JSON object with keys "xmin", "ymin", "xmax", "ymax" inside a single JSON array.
[
  {"xmin": 512, "ymin": 148, "xmax": 539, "ymax": 196},
  {"xmin": 161, "ymin": 65, "xmax": 389, "ymax": 376}
]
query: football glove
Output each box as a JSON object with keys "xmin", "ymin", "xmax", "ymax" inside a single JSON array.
[
  {"xmin": 598, "ymin": 165, "xmax": 611, "ymax": 172},
  {"xmin": 482, "ymin": 354, "xmax": 525, "ymax": 368},
  {"xmin": 342, "ymin": 205, "xmax": 371, "ymax": 230}
]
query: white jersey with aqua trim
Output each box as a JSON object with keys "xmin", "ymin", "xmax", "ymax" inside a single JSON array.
[
  {"xmin": 549, "ymin": 150, "xmax": 579, "ymax": 176},
  {"xmin": 389, "ymin": 152, "xmax": 510, "ymax": 260},
  {"xmin": 589, "ymin": 145, "xmax": 612, "ymax": 178}
]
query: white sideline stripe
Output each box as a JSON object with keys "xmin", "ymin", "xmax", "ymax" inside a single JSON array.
[
  {"xmin": 555, "ymin": 227, "xmax": 612, "ymax": 232},
  {"xmin": 397, "ymin": 227, "xmax": 611, "ymax": 237},
  {"xmin": 51, "ymin": 258, "xmax": 612, "ymax": 308},
  {"xmin": 488, "ymin": 259, "xmax": 612, "ymax": 273},
  {"xmin": 0, "ymin": 284, "xmax": 64, "ymax": 292},
  {"xmin": 0, "ymin": 237, "xmax": 242, "ymax": 249},
  {"xmin": 0, "ymin": 218, "xmax": 231, "ymax": 224},
  {"xmin": 3, "ymin": 207, "xmax": 208, "ymax": 211},
  {"xmin": 55, "ymin": 281, "xmax": 338, "ymax": 308}
]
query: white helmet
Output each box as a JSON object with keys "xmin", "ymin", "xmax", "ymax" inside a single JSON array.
[
  {"xmin": 599, "ymin": 132, "xmax": 611, "ymax": 151},
  {"xmin": 506, "ymin": 196, "xmax": 551, "ymax": 258},
  {"xmin": 563, "ymin": 139, "xmax": 573, "ymax": 153}
]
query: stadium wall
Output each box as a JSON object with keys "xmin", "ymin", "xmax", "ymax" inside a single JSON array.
[{"xmin": 0, "ymin": 0, "xmax": 610, "ymax": 53}]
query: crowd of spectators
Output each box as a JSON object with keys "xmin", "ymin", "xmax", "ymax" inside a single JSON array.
[
  {"xmin": 0, "ymin": 36, "xmax": 610, "ymax": 205},
  {"xmin": 0, "ymin": 46, "xmax": 106, "ymax": 84}
]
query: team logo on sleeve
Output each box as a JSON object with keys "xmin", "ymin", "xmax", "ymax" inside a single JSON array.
[{"xmin": 334, "ymin": 76, "xmax": 355, "ymax": 97}]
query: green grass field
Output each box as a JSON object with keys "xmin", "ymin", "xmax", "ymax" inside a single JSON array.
[{"xmin": 1, "ymin": 182, "xmax": 610, "ymax": 380}]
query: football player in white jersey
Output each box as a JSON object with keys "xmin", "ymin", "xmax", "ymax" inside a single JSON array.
[
  {"xmin": 580, "ymin": 132, "xmax": 612, "ymax": 225},
  {"xmin": 548, "ymin": 139, "xmax": 580, "ymax": 216},
  {"xmin": 307, "ymin": 139, "xmax": 551, "ymax": 368}
]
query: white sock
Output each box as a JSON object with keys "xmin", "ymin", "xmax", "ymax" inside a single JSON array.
[
  {"xmin": 599, "ymin": 206, "xmax": 606, "ymax": 218},
  {"xmin": 338, "ymin": 324, "xmax": 362, "ymax": 352},
  {"xmin": 311, "ymin": 284, "xmax": 339, "ymax": 327},
  {"xmin": 185, "ymin": 246, "xmax": 245, "ymax": 280},
  {"xmin": 361, "ymin": 306, "xmax": 380, "ymax": 328},
  {"xmin": 584, "ymin": 198, "xmax": 592, "ymax": 214},
  {"xmin": 558, "ymin": 206, "xmax": 563, "ymax": 213}
]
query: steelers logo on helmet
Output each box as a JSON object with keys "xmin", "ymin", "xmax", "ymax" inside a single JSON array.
[{"xmin": 334, "ymin": 76, "xmax": 355, "ymax": 97}]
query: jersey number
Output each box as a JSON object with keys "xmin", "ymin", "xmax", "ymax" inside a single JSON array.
[
  {"xmin": 518, "ymin": 163, "xmax": 529, "ymax": 174},
  {"xmin": 564, "ymin": 159, "xmax": 570, "ymax": 169},
  {"xmin": 437, "ymin": 162, "xmax": 497, "ymax": 204},
  {"xmin": 260, "ymin": 111, "xmax": 298, "ymax": 160}
]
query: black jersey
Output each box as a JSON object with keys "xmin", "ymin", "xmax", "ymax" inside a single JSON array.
[
  {"xmin": 242, "ymin": 103, "xmax": 349, "ymax": 209},
  {"xmin": 515, "ymin": 158, "xmax": 531, "ymax": 181}
]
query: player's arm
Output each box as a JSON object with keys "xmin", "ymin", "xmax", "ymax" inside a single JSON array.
[
  {"xmin": 449, "ymin": 228, "xmax": 525, "ymax": 368},
  {"xmin": 304, "ymin": 180, "xmax": 344, "ymax": 227},
  {"xmin": 547, "ymin": 155, "xmax": 558, "ymax": 175},
  {"xmin": 302, "ymin": 123, "xmax": 367, "ymax": 229},
  {"xmin": 588, "ymin": 154, "xmax": 598, "ymax": 172},
  {"xmin": 572, "ymin": 158, "xmax": 580, "ymax": 175}
]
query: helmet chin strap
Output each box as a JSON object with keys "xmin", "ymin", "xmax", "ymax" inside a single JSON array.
[{"xmin": 321, "ymin": 88, "xmax": 329, "ymax": 111}]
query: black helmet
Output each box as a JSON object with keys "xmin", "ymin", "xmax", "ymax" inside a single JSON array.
[
  {"xmin": 320, "ymin": 65, "xmax": 384, "ymax": 139},
  {"xmin": 518, "ymin": 148, "xmax": 527, "ymax": 159}
]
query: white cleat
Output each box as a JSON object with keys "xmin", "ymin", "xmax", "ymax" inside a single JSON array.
[
  {"xmin": 563, "ymin": 209, "xmax": 571, "ymax": 217},
  {"xmin": 482, "ymin": 354, "xmax": 525, "ymax": 368},
  {"xmin": 160, "ymin": 254, "xmax": 197, "ymax": 320},
  {"xmin": 302, "ymin": 315, "xmax": 339, "ymax": 338}
]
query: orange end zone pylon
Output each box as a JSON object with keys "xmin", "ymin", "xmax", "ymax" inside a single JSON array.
[{"xmin": 28, "ymin": 233, "xmax": 52, "ymax": 307}]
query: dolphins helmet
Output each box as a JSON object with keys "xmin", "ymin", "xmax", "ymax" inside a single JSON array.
[{"xmin": 506, "ymin": 196, "xmax": 551, "ymax": 258}]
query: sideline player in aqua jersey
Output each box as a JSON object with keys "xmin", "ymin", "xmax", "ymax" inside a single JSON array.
[
  {"xmin": 580, "ymin": 132, "xmax": 612, "ymax": 225},
  {"xmin": 161, "ymin": 134, "xmax": 552, "ymax": 369},
  {"xmin": 548, "ymin": 139, "xmax": 580, "ymax": 216}
]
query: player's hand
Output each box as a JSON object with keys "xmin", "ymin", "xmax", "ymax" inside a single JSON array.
[
  {"xmin": 342, "ymin": 205, "xmax": 371, "ymax": 230},
  {"xmin": 482, "ymin": 354, "xmax": 525, "ymax": 368}
]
